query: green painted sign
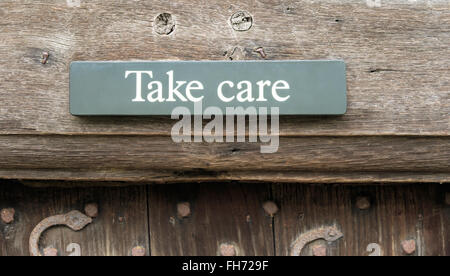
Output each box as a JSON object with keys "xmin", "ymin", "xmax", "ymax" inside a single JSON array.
[{"xmin": 70, "ymin": 60, "xmax": 346, "ymax": 115}]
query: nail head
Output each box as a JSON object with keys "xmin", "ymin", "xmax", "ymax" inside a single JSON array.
[
  {"xmin": 401, "ymin": 239, "xmax": 416, "ymax": 255},
  {"xmin": 219, "ymin": 243, "xmax": 237, "ymax": 256},
  {"xmin": 1, "ymin": 208, "xmax": 15, "ymax": 224},
  {"xmin": 356, "ymin": 196, "xmax": 371, "ymax": 210},
  {"xmin": 84, "ymin": 203, "xmax": 98, "ymax": 218},
  {"xmin": 263, "ymin": 201, "xmax": 279, "ymax": 216},
  {"xmin": 312, "ymin": 245, "xmax": 327, "ymax": 256},
  {"xmin": 132, "ymin": 246, "xmax": 146, "ymax": 256},
  {"xmin": 177, "ymin": 202, "xmax": 191, "ymax": 218}
]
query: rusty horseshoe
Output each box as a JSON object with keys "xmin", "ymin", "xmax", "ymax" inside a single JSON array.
[
  {"xmin": 29, "ymin": 210, "xmax": 92, "ymax": 256},
  {"xmin": 290, "ymin": 225, "xmax": 343, "ymax": 256}
]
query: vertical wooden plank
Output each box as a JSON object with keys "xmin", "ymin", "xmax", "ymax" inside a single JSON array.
[
  {"xmin": 148, "ymin": 183, "xmax": 274, "ymax": 256},
  {"xmin": 273, "ymin": 184, "xmax": 448, "ymax": 256},
  {"xmin": 421, "ymin": 184, "xmax": 449, "ymax": 256},
  {"xmin": 0, "ymin": 181, "xmax": 149, "ymax": 256}
]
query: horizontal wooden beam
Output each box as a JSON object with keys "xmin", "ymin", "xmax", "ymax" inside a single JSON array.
[{"xmin": 0, "ymin": 135, "xmax": 448, "ymax": 183}]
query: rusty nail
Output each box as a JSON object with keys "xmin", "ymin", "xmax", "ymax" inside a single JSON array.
[
  {"xmin": 132, "ymin": 246, "xmax": 146, "ymax": 256},
  {"xmin": 219, "ymin": 243, "xmax": 237, "ymax": 256},
  {"xmin": 254, "ymin": 47, "xmax": 267, "ymax": 59},
  {"xmin": 401, "ymin": 239, "xmax": 416, "ymax": 255},
  {"xmin": 312, "ymin": 245, "xmax": 327, "ymax": 256},
  {"xmin": 262, "ymin": 201, "xmax": 279, "ymax": 217},
  {"xmin": 356, "ymin": 196, "xmax": 371, "ymax": 210},
  {"xmin": 41, "ymin": 52, "xmax": 49, "ymax": 64},
  {"xmin": 84, "ymin": 203, "xmax": 98, "ymax": 218},
  {"xmin": 43, "ymin": 247, "xmax": 58, "ymax": 256},
  {"xmin": 230, "ymin": 11, "xmax": 253, "ymax": 31},
  {"xmin": 177, "ymin": 202, "xmax": 191, "ymax": 218},
  {"xmin": 1, "ymin": 208, "xmax": 15, "ymax": 224},
  {"xmin": 445, "ymin": 192, "xmax": 450, "ymax": 205}
]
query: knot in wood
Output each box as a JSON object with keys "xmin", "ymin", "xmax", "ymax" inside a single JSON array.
[
  {"xmin": 154, "ymin": 13, "xmax": 175, "ymax": 35},
  {"xmin": 230, "ymin": 11, "xmax": 253, "ymax": 31}
]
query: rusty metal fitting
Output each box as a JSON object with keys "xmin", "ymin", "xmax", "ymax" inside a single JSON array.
[
  {"xmin": 132, "ymin": 246, "xmax": 146, "ymax": 256},
  {"xmin": 401, "ymin": 239, "xmax": 416, "ymax": 255},
  {"xmin": 254, "ymin": 47, "xmax": 267, "ymax": 59},
  {"xmin": 355, "ymin": 196, "xmax": 371, "ymax": 210},
  {"xmin": 41, "ymin": 52, "xmax": 49, "ymax": 64},
  {"xmin": 262, "ymin": 201, "xmax": 279, "ymax": 217},
  {"xmin": 177, "ymin": 202, "xmax": 191, "ymax": 218},
  {"xmin": 84, "ymin": 203, "xmax": 99, "ymax": 218},
  {"xmin": 219, "ymin": 243, "xmax": 237, "ymax": 256},
  {"xmin": 1, "ymin": 208, "xmax": 15, "ymax": 224},
  {"xmin": 29, "ymin": 210, "xmax": 92, "ymax": 256}
]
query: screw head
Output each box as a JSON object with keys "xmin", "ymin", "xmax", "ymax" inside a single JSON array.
[
  {"xmin": 131, "ymin": 246, "xmax": 146, "ymax": 256},
  {"xmin": 177, "ymin": 202, "xmax": 191, "ymax": 218},
  {"xmin": 262, "ymin": 201, "xmax": 279, "ymax": 217},
  {"xmin": 230, "ymin": 11, "xmax": 253, "ymax": 31},
  {"xmin": 355, "ymin": 196, "xmax": 371, "ymax": 210},
  {"xmin": 312, "ymin": 245, "xmax": 327, "ymax": 256},
  {"xmin": 43, "ymin": 247, "xmax": 58, "ymax": 256},
  {"xmin": 84, "ymin": 203, "xmax": 98, "ymax": 218},
  {"xmin": 219, "ymin": 243, "xmax": 237, "ymax": 256},
  {"xmin": 401, "ymin": 239, "xmax": 416, "ymax": 255},
  {"xmin": 1, "ymin": 208, "xmax": 15, "ymax": 224}
]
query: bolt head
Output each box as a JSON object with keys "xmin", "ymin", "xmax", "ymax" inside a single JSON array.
[
  {"xmin": 219, "ymin": 243, "xmax": 237, "ymax": 256},
  {"xmin": 401, "ymin": 239, "xmax": 416, "ymax": 255},
  {"xmin": 177, "ymin": 202, "xmax": 191, "ymax": 218},
  {"xmin": 263, "ymin": 201, "xmax": 279, "ymax": 217},
  {"xmin": 84, "ymin": 203, "xmax": 98, "ymax": 218},
  {"xmin": 1, "ymin": 208, "xmax": 15, "ymax": 224},
  {"xmin": 356, "ymin": 196, "xmax": 371, "ymax": 210},
  {"xmin": 132, "ymin": 246, "xmax": 146, "ymax": 256},
  {"xmin": 43, "ymin": 247, "xmax": 58, "ymax": 256},
  {"xmin": 312, "ymin": 245, "xmax": 327, "ymax": 256}
]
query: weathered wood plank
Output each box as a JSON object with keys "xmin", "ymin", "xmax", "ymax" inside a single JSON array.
[
  {"xmin": 272, "ymin": 183, "xmax": 449, "ymax": 256},
  {"xmin": 0, "ymin": 0, "xmax": 448, "ymax": 136},
  {"xmin": 148, "ymin": 182, "xmax": 274, "ymax": 256},
  {"xmin": 0, "ymin": 180, "xmax": 149, "ymax": 256},
  {"xmin": 0, "ymin": 135, "xmax": 448, "ymax": 183}
]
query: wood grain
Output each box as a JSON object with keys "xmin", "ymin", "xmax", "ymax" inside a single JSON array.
[
  {"xmin": 1, "ymin": 181, "xmax": 448, "ymax": 256},
  {"xmin": 272, "ymin": 183, "xmax": 450, "ymax": 256},
  {"xmin": 0, "ymin": 135, "xmax": 448, "ymax": 183},
  {"xmin": 0, "ymin": 0, "xmax": 448, "ymax": 136},
  {"xmin": 148, "ymin": 182, "xmax": 274, "ymax": 256},
  {"xmin": 0, "ymin": 180, "xmax": 149, "ymax": 256}
]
